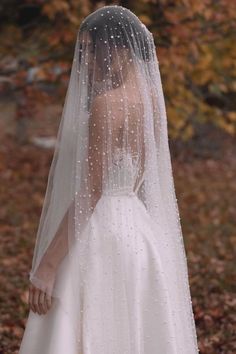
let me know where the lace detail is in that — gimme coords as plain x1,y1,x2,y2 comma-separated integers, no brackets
103,146,140,196
112,146,139,168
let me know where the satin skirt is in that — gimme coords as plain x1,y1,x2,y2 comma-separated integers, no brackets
19,193,177,354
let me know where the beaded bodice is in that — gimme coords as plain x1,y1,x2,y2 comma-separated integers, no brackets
103,147,143,196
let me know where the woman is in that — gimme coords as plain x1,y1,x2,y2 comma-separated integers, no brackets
19,5,199,354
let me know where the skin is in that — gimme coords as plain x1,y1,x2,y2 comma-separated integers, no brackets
28,200,71,315
28,276,54,315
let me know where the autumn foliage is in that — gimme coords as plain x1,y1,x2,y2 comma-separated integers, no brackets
0,0,236,139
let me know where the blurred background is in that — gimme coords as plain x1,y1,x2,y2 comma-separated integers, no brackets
0,1,235,353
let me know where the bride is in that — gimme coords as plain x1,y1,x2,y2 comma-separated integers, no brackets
19,5,199,354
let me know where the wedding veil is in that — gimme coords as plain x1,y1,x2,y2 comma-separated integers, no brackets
29,5,198,353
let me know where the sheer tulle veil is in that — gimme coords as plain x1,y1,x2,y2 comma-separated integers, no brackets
28,5,199,353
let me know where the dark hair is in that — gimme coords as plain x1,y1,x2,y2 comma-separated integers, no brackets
79,5,153,62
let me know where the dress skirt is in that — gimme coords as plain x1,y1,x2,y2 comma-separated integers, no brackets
19,193,177,354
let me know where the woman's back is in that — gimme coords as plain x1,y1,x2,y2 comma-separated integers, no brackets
93,89,145,195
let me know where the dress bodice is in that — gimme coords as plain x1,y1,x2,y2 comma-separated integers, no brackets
103,147,143,196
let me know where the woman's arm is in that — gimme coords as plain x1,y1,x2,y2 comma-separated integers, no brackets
29,95,105,315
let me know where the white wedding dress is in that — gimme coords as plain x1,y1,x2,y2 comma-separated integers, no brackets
19,147,178,354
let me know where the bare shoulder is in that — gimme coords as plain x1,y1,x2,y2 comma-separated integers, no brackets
90,92,123,123
91,90,142,109
90,90,143,129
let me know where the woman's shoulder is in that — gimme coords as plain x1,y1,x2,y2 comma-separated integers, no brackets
96,90,143,109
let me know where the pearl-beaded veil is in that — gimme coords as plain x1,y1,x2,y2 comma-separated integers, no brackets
29,5,199,352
